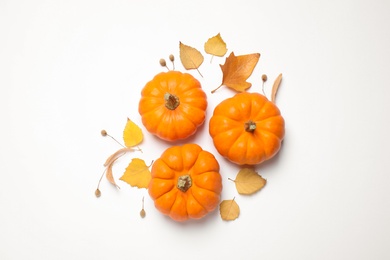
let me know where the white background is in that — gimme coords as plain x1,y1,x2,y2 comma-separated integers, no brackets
1,0,390,259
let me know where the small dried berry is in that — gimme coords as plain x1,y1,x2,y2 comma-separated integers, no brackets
95,188,101,198
140,209,146,218
261,74,268,82
159,59,167,67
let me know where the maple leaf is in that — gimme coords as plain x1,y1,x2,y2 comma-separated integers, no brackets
179,41,204,77
211,52,260,93
204,33,227,58
271,73,283,103
123,118,143,148
229,168,267,195
120,158,152,189
219,198,240,221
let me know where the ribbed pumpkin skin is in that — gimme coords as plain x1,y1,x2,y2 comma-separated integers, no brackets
209,92,285,165
138,71,207,141
148,143,222,222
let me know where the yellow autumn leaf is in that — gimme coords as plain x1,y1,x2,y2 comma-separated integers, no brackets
230,168,267,195
123,118,143,148
219,198,240,221
179,41,204,76
120,158,152,189
204,33,227,57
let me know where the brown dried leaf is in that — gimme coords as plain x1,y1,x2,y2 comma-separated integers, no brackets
219,198,240,221
212,52,260,93
120,158,152,189
204,33,227,57
179,41,204,76
103,147,130,167
231,168,266,195
105,160,120,189
271,73,283,103
103,147,135,188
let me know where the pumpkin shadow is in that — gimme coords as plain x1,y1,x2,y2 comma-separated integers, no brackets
150,119,209,147
159,208,221,227
256,140,286,175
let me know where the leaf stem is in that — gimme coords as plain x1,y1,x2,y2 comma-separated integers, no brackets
196,68,203,78
262,82,266,96
211,84,223,94
136,146,143,153
96,168,106,189
147,160,154,168
101,130,125,148
108,134,125,148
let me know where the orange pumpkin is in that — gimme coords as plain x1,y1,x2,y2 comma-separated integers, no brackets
138,71,207,141
148,143,222,221
209,92,285,165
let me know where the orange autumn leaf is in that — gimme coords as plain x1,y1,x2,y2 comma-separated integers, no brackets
120,158,152,189
219,198,240,221
204,33,227,57
230,168,267,195
179,41,204,77
212,52,260,93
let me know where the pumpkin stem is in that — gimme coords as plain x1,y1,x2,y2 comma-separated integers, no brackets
177,175,192,192
245,120,257,132
164,93,180,110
